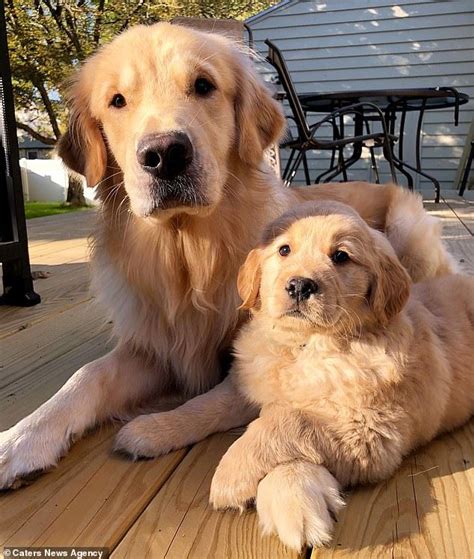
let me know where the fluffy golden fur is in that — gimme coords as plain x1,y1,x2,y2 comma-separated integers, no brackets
210,201,474,549
0,23,456,489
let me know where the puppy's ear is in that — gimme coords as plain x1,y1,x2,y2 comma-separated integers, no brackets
237,248,263,310
234,56,285,167
57,77,107,187
369,236,411,325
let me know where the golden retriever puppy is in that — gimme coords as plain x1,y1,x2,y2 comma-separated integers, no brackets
0,23,455,489
210,201,474,549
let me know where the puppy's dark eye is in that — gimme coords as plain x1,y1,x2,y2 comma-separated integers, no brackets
110,93,127,108
279,244,291,257
194,77,215,96
332,250,350,264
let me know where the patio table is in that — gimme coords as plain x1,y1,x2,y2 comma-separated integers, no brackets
298,88,469,202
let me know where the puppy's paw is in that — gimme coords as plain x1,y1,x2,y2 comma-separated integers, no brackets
210,458,258,511
256,461,344,550
0,426,60,490
210,437,260,511
113,413,187,459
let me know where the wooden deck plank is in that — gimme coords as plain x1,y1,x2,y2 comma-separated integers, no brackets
0,425,187,551
112,432,303,559
0,299,108,386
0,262,92,339
442,239,474,275
403,422,474,559
26,209,96,242
424,199,471,239
442,196,474,236
29,237,91,259
423,200,474,274
27,242,90,266
310,420,474,559
0,329,113,429
1,213,95,339
0,299,112,429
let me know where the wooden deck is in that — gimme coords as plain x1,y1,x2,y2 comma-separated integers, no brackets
0,195,473,559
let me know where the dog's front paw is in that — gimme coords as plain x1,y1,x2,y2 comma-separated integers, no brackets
0,426,60,490
113,413,186,459
210,448,258,511
256,462,344,550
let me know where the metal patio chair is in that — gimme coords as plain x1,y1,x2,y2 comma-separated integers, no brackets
265,39,397,186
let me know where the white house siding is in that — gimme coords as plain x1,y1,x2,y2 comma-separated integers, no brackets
247,0,474,191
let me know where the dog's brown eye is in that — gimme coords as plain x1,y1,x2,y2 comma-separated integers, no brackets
332,250,350,264
279,244,291,257
194,77,215,96
110,94,127,108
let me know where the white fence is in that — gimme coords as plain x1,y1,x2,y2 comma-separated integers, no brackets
20,158,97,204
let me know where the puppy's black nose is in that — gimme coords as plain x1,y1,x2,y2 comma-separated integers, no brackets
137,132,193,180
286,277,318,301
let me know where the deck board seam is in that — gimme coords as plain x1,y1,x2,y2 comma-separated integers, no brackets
0,295,95,341
0,328,110,396
162,440,219,559
442,197,474,236
0,430,116,546
110,447,193,556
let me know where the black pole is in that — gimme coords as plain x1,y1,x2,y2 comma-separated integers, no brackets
0,0,40,306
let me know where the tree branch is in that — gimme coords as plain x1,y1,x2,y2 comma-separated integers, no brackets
40,0,84,59
119,0,145,33
31,78,62,139
15,121,57,145
93,0,105,46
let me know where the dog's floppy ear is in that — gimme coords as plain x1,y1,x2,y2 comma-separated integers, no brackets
237,248,263,310
57,76,107,187
234,56,285,167
369,235,411,325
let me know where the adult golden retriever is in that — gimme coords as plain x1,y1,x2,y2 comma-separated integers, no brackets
210,201,474,549
0,23,454,489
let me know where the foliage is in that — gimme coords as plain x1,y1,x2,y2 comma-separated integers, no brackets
6,0,276,145
24,200,91,219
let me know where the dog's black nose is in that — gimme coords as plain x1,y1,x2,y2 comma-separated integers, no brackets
286,277,318,301
137,132,193,180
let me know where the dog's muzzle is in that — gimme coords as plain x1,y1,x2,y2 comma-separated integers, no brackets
137,131,205,210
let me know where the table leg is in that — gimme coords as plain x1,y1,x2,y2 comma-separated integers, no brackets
283,148,296,183
385,106,413,188
364,118,380,183
396,158,441,202
386,101,440,202
415,100,441,202
286,149,305,186
459,141,474,197
302,152,311,185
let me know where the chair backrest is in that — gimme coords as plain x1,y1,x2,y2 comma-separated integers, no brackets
265,39,310,140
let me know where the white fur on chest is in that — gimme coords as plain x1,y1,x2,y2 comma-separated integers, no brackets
91,250,240,394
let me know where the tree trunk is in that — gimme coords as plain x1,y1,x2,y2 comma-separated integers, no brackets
66,174,87,206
